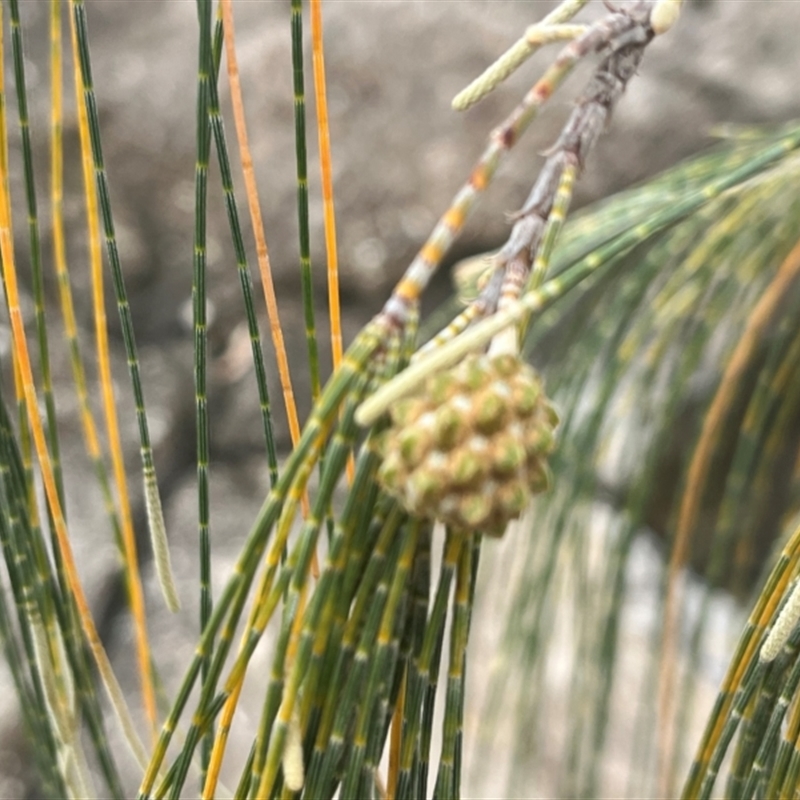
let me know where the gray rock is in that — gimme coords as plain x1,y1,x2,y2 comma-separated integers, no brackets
3,0,800,795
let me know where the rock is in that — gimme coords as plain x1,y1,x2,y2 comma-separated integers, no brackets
3,0,800,794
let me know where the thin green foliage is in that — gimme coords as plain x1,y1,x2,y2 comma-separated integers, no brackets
204,9,280,478
291,0,322,405
8,0,64,507
479,126,800,797
3,1,800,799
191,3,284,772
0,357,124,796
69,0,179,611
193,0,214,777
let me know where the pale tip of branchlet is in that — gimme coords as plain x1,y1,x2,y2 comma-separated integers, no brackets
760,582,800,662
282,708,305,792
650,0,683,36
33,620,77,741
452,85,482,113
145,471,181,612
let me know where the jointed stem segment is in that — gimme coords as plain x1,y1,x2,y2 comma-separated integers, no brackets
143,2,689,797
452,0,593,111
361,1,666,427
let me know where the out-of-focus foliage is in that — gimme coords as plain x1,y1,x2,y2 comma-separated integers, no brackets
3,0,800,798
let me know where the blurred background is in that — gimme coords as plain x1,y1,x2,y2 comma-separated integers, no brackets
3,0,800,796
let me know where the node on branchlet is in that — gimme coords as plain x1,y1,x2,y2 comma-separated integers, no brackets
377,352,559,537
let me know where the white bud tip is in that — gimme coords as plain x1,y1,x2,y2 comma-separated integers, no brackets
651,0,682,36
282,710,305,792
760,583,800,662
145,473,181,612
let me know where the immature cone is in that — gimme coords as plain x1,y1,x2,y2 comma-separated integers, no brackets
378,352,558,537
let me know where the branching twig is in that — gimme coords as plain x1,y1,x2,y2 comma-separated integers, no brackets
361,0,679,426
